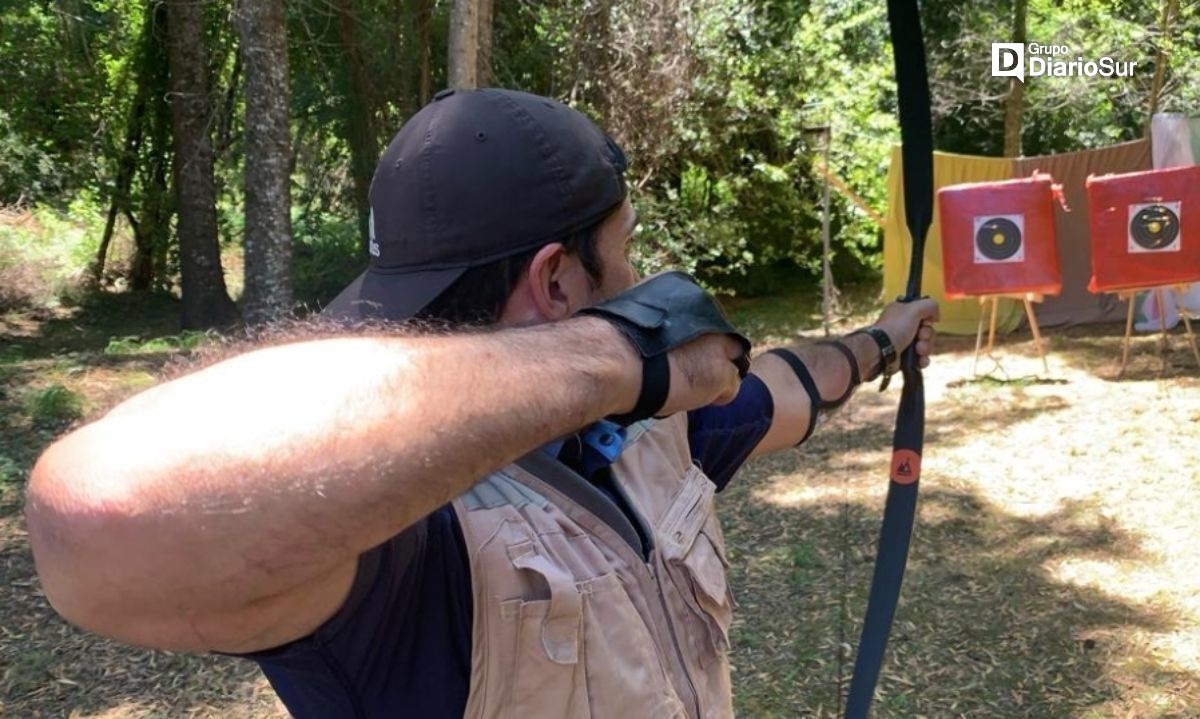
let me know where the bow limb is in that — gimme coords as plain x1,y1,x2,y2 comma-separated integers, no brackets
842,0,933,717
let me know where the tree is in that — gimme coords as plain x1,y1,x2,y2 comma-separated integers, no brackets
1003,0,1028,157
477,0,493,86
448,0,478,89
236,0,294,324
165,0,238,329
412,0,434,103
333,0,381,247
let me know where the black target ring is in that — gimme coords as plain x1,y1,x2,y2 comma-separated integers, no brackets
1130,204,1179,250
975,217,1023,261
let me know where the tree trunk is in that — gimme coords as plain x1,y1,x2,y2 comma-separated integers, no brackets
334,0,380,248
448,0,479,90
1145,0,1179,135
477,0,493,86
93,1,158,289
1002,0,1028,158
135,3,174,293
235,0,294,325
165,0,239,329
414,0,433,104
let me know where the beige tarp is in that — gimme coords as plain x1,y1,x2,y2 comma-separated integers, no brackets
1013,139,1151,327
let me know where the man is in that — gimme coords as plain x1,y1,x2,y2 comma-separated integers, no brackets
26,89,936,717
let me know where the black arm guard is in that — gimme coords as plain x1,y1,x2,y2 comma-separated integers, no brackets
579,271,752,424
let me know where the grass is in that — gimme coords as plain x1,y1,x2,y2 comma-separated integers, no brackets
103,330,214,356
2,285,1200,716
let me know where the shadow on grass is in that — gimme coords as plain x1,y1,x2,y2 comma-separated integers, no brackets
2,291,183,362
720,434,1195,718
0,526,283,717
1041,322,1200,383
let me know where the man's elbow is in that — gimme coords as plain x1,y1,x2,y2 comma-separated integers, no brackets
24,433,147,641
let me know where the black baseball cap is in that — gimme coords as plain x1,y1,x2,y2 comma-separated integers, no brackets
324,88,629,321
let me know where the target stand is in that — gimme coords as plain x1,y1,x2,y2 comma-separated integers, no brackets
1113,284,1200,376
1085,166,1200,376
972,292,1051,377
938,173,1065,378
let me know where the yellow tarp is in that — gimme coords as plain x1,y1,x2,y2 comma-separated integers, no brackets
883,147,1023,335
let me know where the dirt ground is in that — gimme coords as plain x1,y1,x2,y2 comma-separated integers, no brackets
2,290,1198,717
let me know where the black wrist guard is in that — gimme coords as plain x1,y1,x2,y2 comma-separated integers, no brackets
579,271,752,424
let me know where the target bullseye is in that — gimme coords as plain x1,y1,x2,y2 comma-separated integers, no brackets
1128,202,1181,253
974,216,1023,262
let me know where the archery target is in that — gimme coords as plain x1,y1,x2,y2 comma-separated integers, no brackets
1086,165,1200,293
938,174,1062,298
973,215,1025,263
1128,202,1181,253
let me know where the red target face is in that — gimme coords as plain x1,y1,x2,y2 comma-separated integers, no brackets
1087,166,1200,293
939,175,1062,298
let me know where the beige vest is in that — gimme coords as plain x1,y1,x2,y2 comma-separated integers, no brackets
451,413,735,719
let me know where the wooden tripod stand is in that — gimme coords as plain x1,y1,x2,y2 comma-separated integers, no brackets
973,292,1050,376
1115,284,1200,376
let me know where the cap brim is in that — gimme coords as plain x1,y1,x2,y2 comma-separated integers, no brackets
322,266,468,321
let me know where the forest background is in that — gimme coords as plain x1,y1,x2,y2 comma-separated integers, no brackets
2,0,1197,329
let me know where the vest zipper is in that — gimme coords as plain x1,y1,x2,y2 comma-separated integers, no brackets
609,474,704,719
646,553,702,718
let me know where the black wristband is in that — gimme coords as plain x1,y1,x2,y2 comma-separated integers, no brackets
849,327,896,385
609,352,671,425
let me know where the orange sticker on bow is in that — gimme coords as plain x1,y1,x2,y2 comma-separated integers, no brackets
890,450,921,485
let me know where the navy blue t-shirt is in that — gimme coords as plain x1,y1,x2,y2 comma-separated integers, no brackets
247,374,775,718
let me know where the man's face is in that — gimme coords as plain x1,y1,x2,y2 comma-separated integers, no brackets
586,197,640,304
496,197,641,326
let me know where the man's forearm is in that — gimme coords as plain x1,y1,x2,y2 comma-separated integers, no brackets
749,332,883,456
27,317,639,633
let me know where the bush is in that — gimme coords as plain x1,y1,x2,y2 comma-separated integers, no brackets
26,384,84,427
0,199,105,311
292,211,365,312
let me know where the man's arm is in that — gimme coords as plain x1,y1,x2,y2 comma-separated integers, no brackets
750,299,939,456
25,317,742,654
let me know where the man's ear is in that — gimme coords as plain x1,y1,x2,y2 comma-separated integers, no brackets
523,242,592,321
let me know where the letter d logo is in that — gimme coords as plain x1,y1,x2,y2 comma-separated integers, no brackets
992,43,1025,82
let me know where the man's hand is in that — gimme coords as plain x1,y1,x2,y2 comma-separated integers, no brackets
873,297,940,369
661,333,745,415
748,297,941,457
580,271,750,420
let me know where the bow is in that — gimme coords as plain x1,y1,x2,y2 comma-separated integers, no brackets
842,0,933,717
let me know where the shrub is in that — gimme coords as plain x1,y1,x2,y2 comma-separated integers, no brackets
26,384,84,427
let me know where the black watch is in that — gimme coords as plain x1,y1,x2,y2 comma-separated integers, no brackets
850,327,898,390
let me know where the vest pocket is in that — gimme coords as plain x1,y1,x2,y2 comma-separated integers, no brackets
502,544,685,719
503,542,590,719
659,466,735,663
579,573,690,719
678,522,733,658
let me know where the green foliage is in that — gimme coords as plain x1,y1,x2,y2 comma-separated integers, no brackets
25,384,84,427
0,198,105,310
103,330,213,356
1,0,1198,308
292,211,365,309
0,454,21,485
